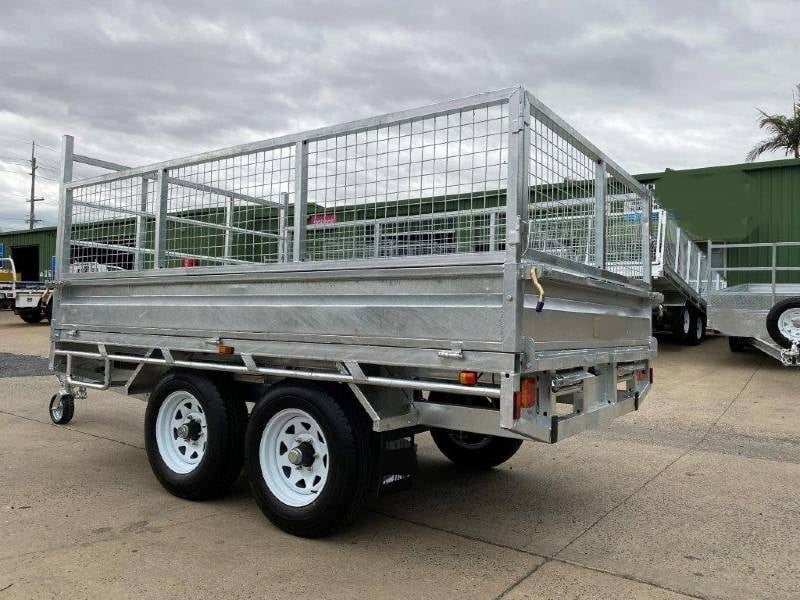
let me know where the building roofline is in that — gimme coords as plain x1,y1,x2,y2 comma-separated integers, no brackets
636,157,800,182
0,226,57,236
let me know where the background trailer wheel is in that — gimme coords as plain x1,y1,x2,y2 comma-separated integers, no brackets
766,298,800,349
49,393,74,425
245,382,375,538
144,371,247,501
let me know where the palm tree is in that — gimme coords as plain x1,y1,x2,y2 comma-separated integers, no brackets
747,84,800,161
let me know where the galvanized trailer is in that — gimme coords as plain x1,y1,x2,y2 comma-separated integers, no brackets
647,204,726,345
48,87,657,536
708,241,800,366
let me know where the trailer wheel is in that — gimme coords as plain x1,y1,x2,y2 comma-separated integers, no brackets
19,310,43,324
49,393,74,425
430,429,522,469
729,337,750,353
685,309,705,346
671,306,697,345
144,372,247,501
245,382,374,537
766,298,800,349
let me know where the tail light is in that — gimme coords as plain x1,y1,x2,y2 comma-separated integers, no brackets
459,371,478,385
513,377,537,419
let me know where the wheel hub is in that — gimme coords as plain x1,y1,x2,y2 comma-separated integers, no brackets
287,441,316,467
177,418,202,442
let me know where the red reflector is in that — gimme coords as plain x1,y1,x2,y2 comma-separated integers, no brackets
513,377,537,419
218,345,235,355
459,371,478,386
181,258,199,267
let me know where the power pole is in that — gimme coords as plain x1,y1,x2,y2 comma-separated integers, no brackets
28,141,43,229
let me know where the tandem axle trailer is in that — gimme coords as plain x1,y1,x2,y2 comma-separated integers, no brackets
48,87,657,536
648,204,725,345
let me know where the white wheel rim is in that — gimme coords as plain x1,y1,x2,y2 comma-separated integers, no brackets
683,310,690,334
51,398,63,421
778,308,800,342
696,316,703,340
155,390,208,474
259,408,329,508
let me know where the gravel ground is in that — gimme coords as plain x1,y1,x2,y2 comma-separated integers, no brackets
0,353,49,378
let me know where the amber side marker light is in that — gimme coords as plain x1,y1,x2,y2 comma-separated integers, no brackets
513,377,537,419
218,345,235,355
459,371,478,385
635,368,653,384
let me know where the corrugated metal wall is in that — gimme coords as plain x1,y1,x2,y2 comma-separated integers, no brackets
637,159,800,284
0,227,57,280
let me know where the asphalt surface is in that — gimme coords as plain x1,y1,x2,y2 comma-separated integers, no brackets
0,310,798,599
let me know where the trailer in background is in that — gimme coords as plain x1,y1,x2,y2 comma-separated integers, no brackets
648,204,726,345
708,241,800,366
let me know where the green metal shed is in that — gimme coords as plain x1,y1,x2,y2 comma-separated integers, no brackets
0,227,58,282
636,158,800,284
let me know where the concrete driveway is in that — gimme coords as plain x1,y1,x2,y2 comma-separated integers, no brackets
1,311,798,599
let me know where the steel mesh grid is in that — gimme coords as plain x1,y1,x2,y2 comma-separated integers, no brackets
527,109,597,265
70,174,157,271
605,176,646,279
165,146,294,267
303,102,508,261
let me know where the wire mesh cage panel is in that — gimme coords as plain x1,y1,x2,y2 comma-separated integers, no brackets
605,177,646,278
527,108,596,265
62,88,649,281
163,147,294,267
70,173,157,270
302,102,509,262
527,99,648,279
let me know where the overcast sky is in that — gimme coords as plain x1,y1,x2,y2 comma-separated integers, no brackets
0,0,798,230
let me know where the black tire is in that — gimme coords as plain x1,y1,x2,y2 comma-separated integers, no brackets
427,392,522,468
19,310,43,324
766,297,800,349
685,309,705,346
144,371,247,501
729,337,750,353
430,429,522,468
49,394,74,425
245,382,375,538
671,306,697,345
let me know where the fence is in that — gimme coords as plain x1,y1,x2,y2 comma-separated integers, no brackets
58,88,651,282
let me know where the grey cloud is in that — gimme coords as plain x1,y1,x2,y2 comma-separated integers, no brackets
0,0,798,229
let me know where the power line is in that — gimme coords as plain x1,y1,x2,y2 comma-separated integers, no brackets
0,135,58,153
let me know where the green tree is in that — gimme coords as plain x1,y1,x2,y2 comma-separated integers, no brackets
747,84,800,161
